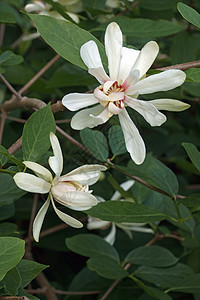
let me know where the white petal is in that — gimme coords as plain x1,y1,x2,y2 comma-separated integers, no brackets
71,105,108,130
132,70,186,95
149,99,191,112
118,109,146,165
62,93,98,111
91,106,111,122
52,187,98,209
80,41,108,83
50,194,83,228
25,2,45,13
33,196,50,242
49,132,63,178
118,47,140,83
103,81,116,93
125,96,167,127
87,217,110,230
105,22,123,80
13,173,51,194
23,161,52,182
60,165,107,186
111,180,134,201
131,41,159,78
94,88,110,103
123,69,140,92
104,224,116,245
108,102,123,115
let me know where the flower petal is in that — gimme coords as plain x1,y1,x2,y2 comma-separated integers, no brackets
62,93,98,111
123,69,140,92
13,173,51,194
105,22,122,80
49,132,63,178
33,196,50,242
71,105,109,130
23,161,52,182
50,194,83,228
89,67,110,84
118,108,146,165
131,41,159,78
125,96,167,126
104,224,116,245
111,180,134,200
80,41,109,83
149,99,190,111
25,1,46,13
132,70,186,95
51,187,98,209
118,47,140,83
60,165,107,186
87,216,110,230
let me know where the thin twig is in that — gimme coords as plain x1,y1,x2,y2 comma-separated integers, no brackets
8,136,22,154
0,24,5,47
0,111,6,144
3,115,27,123
26,287,101,296
0,74,22,100
157,60,200,71
10,34,25,49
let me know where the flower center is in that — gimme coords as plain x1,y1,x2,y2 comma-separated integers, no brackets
94,81,125,115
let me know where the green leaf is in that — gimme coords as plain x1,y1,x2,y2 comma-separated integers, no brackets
167,273,200,293
28,14,107,70
92,16,182,38
0,222,17,236
0,203,15,221
135,263,194,288
177,2,200,29
0,9,15,24
0,267,21,296
83,0,106,11
182,142,200,172
125,245,178,267
186,68,200,82
0,51,23,72
140,0,177,11
0,145,24,170
16,259,48,288
179,194,200,210
115,154,179,197
0,174,25,207
0,237,25,281
80,128,109,162
87,256,128,280
85,201,166,223
66,234,119,260
22,104,56,162
108,125,127,156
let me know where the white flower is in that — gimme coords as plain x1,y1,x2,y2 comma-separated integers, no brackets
87,180,154,245
62,22,189,165
13,132,106,242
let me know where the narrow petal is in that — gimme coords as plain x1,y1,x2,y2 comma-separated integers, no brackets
111,180,135,201
125,96,167,127
108,102,123,115
105,22,123,80
23,161,52,182
123,69,140,92
87,217,110,230
131,41,159,78
51,186,98,209
71,105,109,130
60,165,107,186
118,47,140,83
25,2,46,13
118,109,146,165
49,132,63,178
94,88,110,102
13,173,51,194
50,194,83,228
132,70,186,95
149,99,191,111
104,224,116,245
62,93,98,111
80,41,109,83
33,196,50,242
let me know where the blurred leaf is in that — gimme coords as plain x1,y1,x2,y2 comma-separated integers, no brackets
80,128,109,161
177,2,200,29
108,125,126,156
166,273,200,293
92,16,182,38
125,245,178,267
182,142,200,172
45,0,75,22
0,222,17,236
86,201,166,223
66,234,119,260
0,203,15,221
87,255,128,279
29,14,107,70
140,0,177,11
115,154,179,197
0,267,21,296
0,145,24,170
0,9,15,24
135,263,194,288
186,68,200,82
16,259,48,288
83,0,106,11
0,174,25,207
179,194,200,209
0,51,23,74
0,237,25,281
22,104,56,162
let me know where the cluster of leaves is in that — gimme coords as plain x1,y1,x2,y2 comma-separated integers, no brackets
1,0,200,299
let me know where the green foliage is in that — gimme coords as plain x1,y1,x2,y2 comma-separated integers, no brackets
0,51,23,73
182,142,200,172
22,104,56,162
108,125,127,156
177,2,200,29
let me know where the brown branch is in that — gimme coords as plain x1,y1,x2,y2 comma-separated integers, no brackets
157,60,200,71
0,297,30,300
0,24,5,47
0,74,22,100
8,136,22,155
51,100,66,113
0,111,6,144
26,287,101,296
